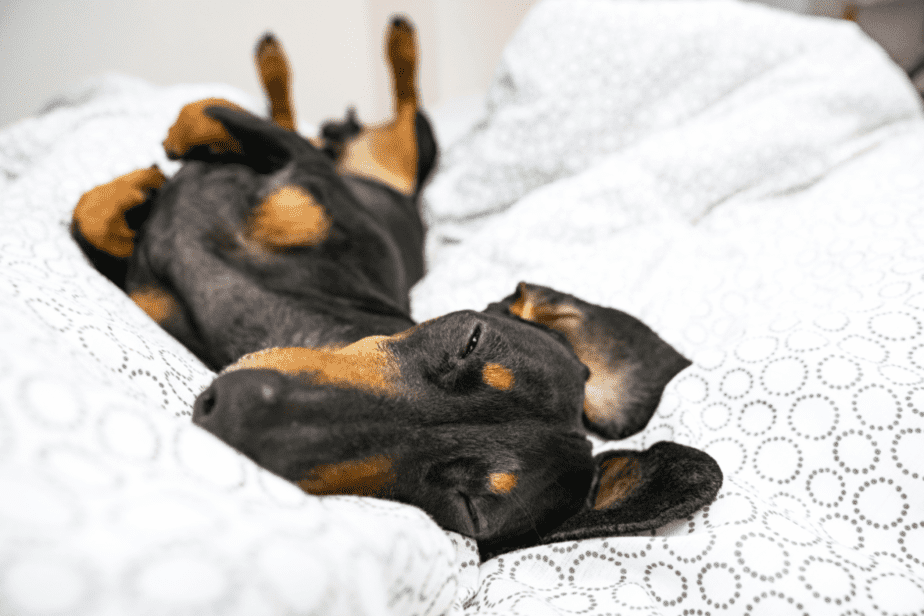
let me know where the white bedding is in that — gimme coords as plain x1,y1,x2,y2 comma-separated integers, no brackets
2,0,924,614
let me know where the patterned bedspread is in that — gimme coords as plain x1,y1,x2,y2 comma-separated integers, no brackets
1,0,922,614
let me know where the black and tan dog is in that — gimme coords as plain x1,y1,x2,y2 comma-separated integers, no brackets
71,18,721,559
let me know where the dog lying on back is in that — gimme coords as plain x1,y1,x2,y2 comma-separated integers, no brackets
71,18,721,559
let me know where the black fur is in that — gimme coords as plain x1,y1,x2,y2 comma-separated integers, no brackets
73,103,721,560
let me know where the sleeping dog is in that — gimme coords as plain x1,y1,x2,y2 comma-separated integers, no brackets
71,17,722,559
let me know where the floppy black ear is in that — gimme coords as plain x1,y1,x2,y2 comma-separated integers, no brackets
196,105,303,172
478,442,723,560
542,441,722,545
485,282,691,439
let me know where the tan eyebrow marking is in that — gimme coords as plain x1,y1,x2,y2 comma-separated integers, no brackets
224,336,400,396
248,185,332,249
488,472,518,494
482,363,515,390
298,455,394,496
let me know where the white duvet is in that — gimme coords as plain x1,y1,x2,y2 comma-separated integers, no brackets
1,0,923,614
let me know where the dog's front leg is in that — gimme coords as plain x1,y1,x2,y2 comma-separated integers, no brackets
72,165,166,259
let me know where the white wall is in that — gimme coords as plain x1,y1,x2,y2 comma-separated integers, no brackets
0,0,538,130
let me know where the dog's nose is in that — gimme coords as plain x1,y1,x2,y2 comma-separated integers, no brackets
192,369,283,431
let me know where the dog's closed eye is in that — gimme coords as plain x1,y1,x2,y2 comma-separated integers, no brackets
461,323,481,358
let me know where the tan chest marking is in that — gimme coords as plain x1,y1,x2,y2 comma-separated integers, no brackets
488,472,518,494
162,98,246,159
482,363,515,390
248,185,332,250
129,285,179,325
298,455,394,496
224,336,401,397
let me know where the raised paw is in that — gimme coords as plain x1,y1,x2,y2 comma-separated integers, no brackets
162,98,246,160
74,166,166,258
387,16,417,104
256,33,296,131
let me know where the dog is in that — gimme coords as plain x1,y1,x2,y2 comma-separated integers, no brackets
71,17,722,559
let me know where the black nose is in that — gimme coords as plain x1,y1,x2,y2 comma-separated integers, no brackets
193,383,218,419
192,369,284,431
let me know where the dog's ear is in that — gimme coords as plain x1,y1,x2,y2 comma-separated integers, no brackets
478,441,723,560
485,282,690,439
194,105,299,172
543,441,722,544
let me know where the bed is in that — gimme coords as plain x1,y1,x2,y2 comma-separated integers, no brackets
1,0,923,614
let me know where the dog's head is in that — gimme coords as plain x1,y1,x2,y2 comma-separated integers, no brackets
193,282,722,558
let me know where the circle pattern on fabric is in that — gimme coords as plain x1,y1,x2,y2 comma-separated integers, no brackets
735,533,790,581
839,335,888,364
865,574,924,616
868,311,920,340
852,385,900,430
787,395,838,440
834,430,879,475
720,368,752,399
798,556,855,605
761,357,808,395
753,438,803,484
738,400,777,436
805,469,846,508
696,562,741,609
816,355,862,389
853,478,909,529
893,429,923,479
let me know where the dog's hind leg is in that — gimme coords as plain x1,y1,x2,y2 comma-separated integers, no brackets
336,17,421,196
256,33,297,131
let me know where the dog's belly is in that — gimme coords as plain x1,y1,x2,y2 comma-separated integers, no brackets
341,175,425,290
126,161,419,369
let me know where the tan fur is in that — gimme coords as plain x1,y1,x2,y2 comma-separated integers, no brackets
248,185,332,249
73,166,166,258
488,472,518,494
336,20,419,195
298,455,394,496
162,98,246,159
256,36,296,131
223,335,402,397
129,285,179,325
482,363,515,391
593,457,640,510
